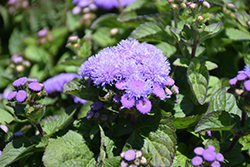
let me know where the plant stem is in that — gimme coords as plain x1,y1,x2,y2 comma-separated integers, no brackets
225,132,242,152
117,0,124,13
191,30,198,58
35,123,45,137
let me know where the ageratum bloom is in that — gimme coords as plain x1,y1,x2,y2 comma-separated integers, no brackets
79,39,176,114
43,73,87,104
73,0,136,10
124,149,136,161
229,65,250,91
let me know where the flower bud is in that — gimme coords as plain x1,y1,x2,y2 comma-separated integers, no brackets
110,28,119,35
22,1,29,8
247,20,250,27
16,65,24,72
181,3,187,8
197,15,204,21
203,1,210,8
226,3,236,9
171,3,178,9
83,7,91,13
89,3,97,11
72,6,81,15
189,3,197,9
68,35,79,42
168,0,174,3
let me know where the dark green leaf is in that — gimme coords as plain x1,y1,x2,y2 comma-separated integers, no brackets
172,115,203,129
195,111,234,132
187,62,209,105
42,130,96,167
224,151,245,166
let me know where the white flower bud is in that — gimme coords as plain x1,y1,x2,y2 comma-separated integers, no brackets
203,1,210,8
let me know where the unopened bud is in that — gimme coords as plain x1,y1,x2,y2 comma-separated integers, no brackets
231,13,236,18
37,29,48,37
40,38,46,44
247,20,250,27
168,0,174,3
225,9,231,15
203,1,210,8
83,7,91,13
16,65,24,72
110,28,119,35
197,15,204,21
22,1,29,8
134,159,140,166
140,156,147,164
89,3,97,11
189,3,197,9
23,60,30,67
235,89,244,95
171,3,178,9
47,34,54,41
227,3,236,9
73,43,79,48
72,6,81,15
68,35,79,42
181,3,187,8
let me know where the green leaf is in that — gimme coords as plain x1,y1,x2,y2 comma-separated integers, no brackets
226,28,250,41
155,42,176,58
66,11,82,32
0,108,14,124
128,114,176,167
171,115,203,129
207,86,242,117
239,134,250,151
8,28,25,55
0,5,9,28
42,130,96,167
40,105,77,136
205,61,218,70
244,49,250,66
63,78,102,102
103,157,121,167
91,14,124,29
59,57,84,66
236,12,250,28
0,137,35,167
92,27,116,47
195,111,234,132
24,45,50,62
187,62,209,105
199,22,223,42
224,151,245,166
129,22,169,42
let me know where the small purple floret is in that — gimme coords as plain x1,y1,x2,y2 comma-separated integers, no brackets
72,96,88,104
86,110,94,119
172,85,179,94
13,77,28,88
207,145,216,151
121,94,135,109
28,82,43,92
202,148,216,162
153,84,166,100
37,29,48,37
124,150,136,161
113,94,121,103
244,80,250,91
191,156,203,166
13,131,24,136
27,78,38,82
194,147,204,155
166,77,175,86
236,73,247,81
135,97,152,114
16,90,27,102
229,78,237,85
91,101,103,110
211,160,221,167
216,153,224,162
7,91,17,101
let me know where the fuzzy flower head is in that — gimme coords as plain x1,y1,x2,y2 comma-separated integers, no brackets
202,148,216,162
79,39,175,114
13,77,28,88
191,156,203,166
124,149,136,161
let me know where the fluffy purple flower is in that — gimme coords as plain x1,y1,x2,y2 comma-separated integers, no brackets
191,156,203,166
202,148,216,162
72,6,82,15
43,73,79,94
194,147,204,155
229,78,237,85
7,91,17,101
27,78,38,82
166,77,175,86
243,65,250,77
124,150,136,161
121,94,135,109
91,101,103,110
120,161,128,167
211,160,221,167
153,84,167,100
236,73,247,81
207,145,216,151
28,82,43,92
16,90,27,102
172,85,179,94
216,153,224,162
124,78,151,98
0,150,2,156
244,80,250,91
135,97,152,114
11,54,23,63
13,77,28,88
86,110,94,119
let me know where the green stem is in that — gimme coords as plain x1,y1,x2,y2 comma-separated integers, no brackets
117,0,124,13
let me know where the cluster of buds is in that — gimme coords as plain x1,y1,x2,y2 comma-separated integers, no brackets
120,149,148,167
224,2,237,18
67,35,80,49
37,29,54,44
9,54,30,73
229,65,250,104
86,101,109,122
7,0,29,14
72,0,97,15
191,145,224,166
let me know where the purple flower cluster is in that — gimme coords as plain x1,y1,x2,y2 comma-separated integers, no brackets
43,73,87,104
7,77,43,103
79,39,178,114
120,149,147,166
229,65,250,91
72,0,136,12
191,145,224,167
86,101,109,121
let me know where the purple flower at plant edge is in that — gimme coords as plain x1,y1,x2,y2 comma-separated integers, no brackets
191,156,203,166
11,54,23,63
13,131,24,136
128,164,137,167
113,94,122,103
27,78,38,83
91,101,103,110
94,0,136,10
202,148,216,162
229,78,237,85
7,91,17,101
13,77,28,88
236,73,247,81
16,90,27,103
243,65,250,78
72,6,82,15
244,80,250,91
28,82,43,92
207,145,216,152
216,153,224,162
121,94,135,109
153,84,166,100
166,77,175,86
211,160,221,167
135,97,152,114
86,110,94,119
172,85,179,94
37,29,48,37
71,96,88,104
43,73,79,94
165,87,173,96
194,147,204,155
207,130,216,137
124,149,136,161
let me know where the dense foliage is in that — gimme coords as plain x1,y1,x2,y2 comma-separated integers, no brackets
0,0,250,166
